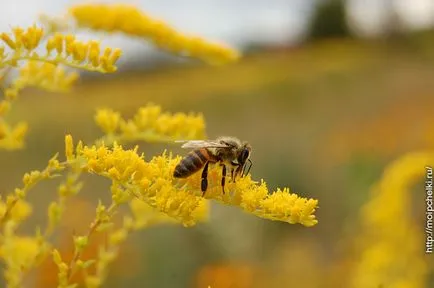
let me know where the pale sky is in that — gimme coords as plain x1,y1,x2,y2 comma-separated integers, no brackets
0,0,433,63
347,0,434,35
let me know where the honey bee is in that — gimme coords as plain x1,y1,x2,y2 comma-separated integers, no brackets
173,136,252,196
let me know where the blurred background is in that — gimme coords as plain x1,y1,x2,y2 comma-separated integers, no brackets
1,0,434,287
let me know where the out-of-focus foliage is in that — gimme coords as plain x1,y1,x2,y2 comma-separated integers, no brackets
307,0,351,41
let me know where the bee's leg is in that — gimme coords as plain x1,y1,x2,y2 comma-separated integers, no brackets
230,161,238,183
243,159,253,177
220,164,227,194
234,165,242,179
201,161,209,196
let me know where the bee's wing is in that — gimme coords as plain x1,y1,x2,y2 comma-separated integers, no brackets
175,140,230,149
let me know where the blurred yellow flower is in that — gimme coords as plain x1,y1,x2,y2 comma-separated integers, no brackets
351,152,432,288
95,104,206,145
5,61,78,97
0,235,40,287
0,121,28,150
69,4,240,65
0,199,32,223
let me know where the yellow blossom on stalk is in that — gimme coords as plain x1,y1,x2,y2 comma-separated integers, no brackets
350,152,433,288
69,4,240,65
0,233,40,287
0,25,121,72
0,121,28,150
0,199,32,224
0,25,122,150
84,216,133,287
44,33,122,73
0,25,43,52
65,135,318,227
95,104,206,145
82,198,208,287
0,153,64,225
0,218,50,288
5,61,78,97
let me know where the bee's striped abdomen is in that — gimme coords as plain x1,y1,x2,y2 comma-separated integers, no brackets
174,149,209,178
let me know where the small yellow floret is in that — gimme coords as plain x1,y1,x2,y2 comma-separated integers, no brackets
94,109,121,134
0,32,16,49
65,134,74,160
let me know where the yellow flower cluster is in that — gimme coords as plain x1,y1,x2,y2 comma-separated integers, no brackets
95,104,206,145
0,153,64,226
69,4,240,65
45,33,122,73
66,135,318,227
0,25,122,150
5,61,79,99
52,191,197,287
0,26,43,53
81,205,180,288
0,121,27,150
0,154,63,287
1,232,41,288
0,25,121,73
174,157,318,227
350,152,432,288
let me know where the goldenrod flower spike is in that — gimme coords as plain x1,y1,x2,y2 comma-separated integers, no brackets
44,33,122,73
69,4,240,65
351,152,433,288
172,157,319,227
65,135,318,227
0,25,121,73
95,104,206,145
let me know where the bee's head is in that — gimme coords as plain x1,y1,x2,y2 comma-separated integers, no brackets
238,142,252,166
236,142,252,177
